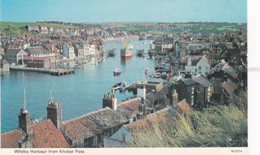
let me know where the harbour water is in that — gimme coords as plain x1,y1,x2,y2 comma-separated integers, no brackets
1,40,155,133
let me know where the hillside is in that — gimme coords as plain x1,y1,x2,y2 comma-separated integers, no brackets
127,91,247,147
0,21,72,36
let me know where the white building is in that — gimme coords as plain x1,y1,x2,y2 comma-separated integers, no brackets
180,55,210,77
63,46,75,59
83,44,96,57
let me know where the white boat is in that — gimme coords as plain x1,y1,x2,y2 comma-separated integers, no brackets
121,42,133,59
113,68,121,76
112,82,123,90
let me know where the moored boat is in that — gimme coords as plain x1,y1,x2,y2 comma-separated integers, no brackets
113,68,121,76
112,82,123,90
107,49,116,57
136,49,144,57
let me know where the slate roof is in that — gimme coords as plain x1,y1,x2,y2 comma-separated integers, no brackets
222,63,238,79
180,56,201,66
5,49,23,55
31,119,70,148
192,75,213,87
190,56,203,66
61,107,128,142
103,137,125,148
180,78,197,86
25,46,53,55
1,129,25,148
186,44,204,51
146,83,171,104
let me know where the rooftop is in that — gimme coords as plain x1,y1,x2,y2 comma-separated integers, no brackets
192,75,213,87
180,78,197,86
1,129,25,148
222,79,238,96
31,119,70,148
125,100,193,133
222,63,238,79
61,107,128,141
5,49,24,55
1,119,70,148
25,46,53,55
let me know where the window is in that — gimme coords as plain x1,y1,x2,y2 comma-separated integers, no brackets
191,95,194,106
199,66,201,70
191,87,194,95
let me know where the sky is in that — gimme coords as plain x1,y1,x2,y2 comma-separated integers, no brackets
0,0,247,23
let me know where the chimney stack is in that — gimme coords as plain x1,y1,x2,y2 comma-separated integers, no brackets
18,109,31,134
137,98,147,120
172,89,178,106
102,92,117,110
47,101,62,129
185,72,192,78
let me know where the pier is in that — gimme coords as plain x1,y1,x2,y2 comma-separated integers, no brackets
9,66,75,76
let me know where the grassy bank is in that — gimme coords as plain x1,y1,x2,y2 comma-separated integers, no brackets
0,21,72,36
127,91,247,147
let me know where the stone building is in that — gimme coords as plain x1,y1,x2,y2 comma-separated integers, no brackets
4,49,27,65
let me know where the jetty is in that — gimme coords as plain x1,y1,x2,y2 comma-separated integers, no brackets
10,66,75,76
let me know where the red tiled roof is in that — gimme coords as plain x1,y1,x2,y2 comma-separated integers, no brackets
125,106,176,133
175,100,194,115
31,119,70,148
118,98,142,112
117,98,145,119
1,129,26,148
125,100,193,132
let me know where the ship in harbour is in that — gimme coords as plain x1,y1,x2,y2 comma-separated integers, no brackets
120,42,133,59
